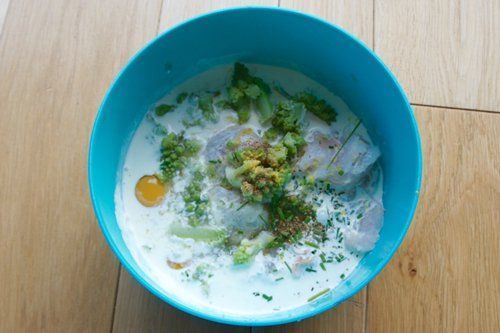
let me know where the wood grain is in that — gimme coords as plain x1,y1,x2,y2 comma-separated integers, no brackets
158,0,277,32
375,0,500,112
0,0,9,37
280,0,373,47
366,106,500,332
254,289,366,333
0,0,162,332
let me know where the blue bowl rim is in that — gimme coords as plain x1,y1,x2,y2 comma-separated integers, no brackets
88,5,422,327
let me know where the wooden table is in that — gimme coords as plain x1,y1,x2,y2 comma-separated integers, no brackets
1,1,498,332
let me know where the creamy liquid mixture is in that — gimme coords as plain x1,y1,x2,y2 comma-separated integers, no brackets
115,64,383,316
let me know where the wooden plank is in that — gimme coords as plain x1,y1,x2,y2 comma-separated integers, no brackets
366,106,500,332
375,1,500,112
159,0,278,32
113,270,250,333
0,0,162,332
280,0,373,47
0,0,10,37
254,289,366,333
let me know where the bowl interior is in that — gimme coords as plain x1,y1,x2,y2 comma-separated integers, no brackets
89,7,421,326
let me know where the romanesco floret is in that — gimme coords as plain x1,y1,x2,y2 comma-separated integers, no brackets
293,92,337,124
225,140,292,203
233,231,275,265
158,132,201,183
266,144,288,168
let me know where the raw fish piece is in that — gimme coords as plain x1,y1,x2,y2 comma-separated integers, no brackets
209,187,267,242
344,199,384,252
204,126,261,161
204,126,262,178
297,130,380,188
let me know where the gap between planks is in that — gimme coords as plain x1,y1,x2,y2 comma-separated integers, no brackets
411,103,500,115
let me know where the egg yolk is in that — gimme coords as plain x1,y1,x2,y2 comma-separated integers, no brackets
135,175,166,207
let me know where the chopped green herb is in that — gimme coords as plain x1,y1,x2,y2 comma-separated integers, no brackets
335,254,346,263
307,288,330,302
284,261,292,273
319,262,326,271
275,277,284,282
340,273,346,279
236,201,249,211
262,294,273,302
304,241,319,249
305,267,317,273
328,119,362,166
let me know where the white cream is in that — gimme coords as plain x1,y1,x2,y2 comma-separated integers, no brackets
115,64,382,317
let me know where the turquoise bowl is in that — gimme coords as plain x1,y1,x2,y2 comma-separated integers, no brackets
89,6,422,326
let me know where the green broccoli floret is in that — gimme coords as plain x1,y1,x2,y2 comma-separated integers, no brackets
233,231,275,265
293,92,337,124
264,127,279,141
155,104,175,116
282,132,306,158
157,132,201,183
198,92,218,122
227,63,273,124
271,101,306,134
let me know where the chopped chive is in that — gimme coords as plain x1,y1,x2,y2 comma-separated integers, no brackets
305,267,317,273
319,253,326,263
253,292,260,296
236,201,249,211
328,119,362,166
307,288,331,302
275,277,284,282
335,254,346,263
304,241,319,249
284,261,292,273
340,273,346,279
320,262,326,271
258,214,267,224
262,294,273,302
